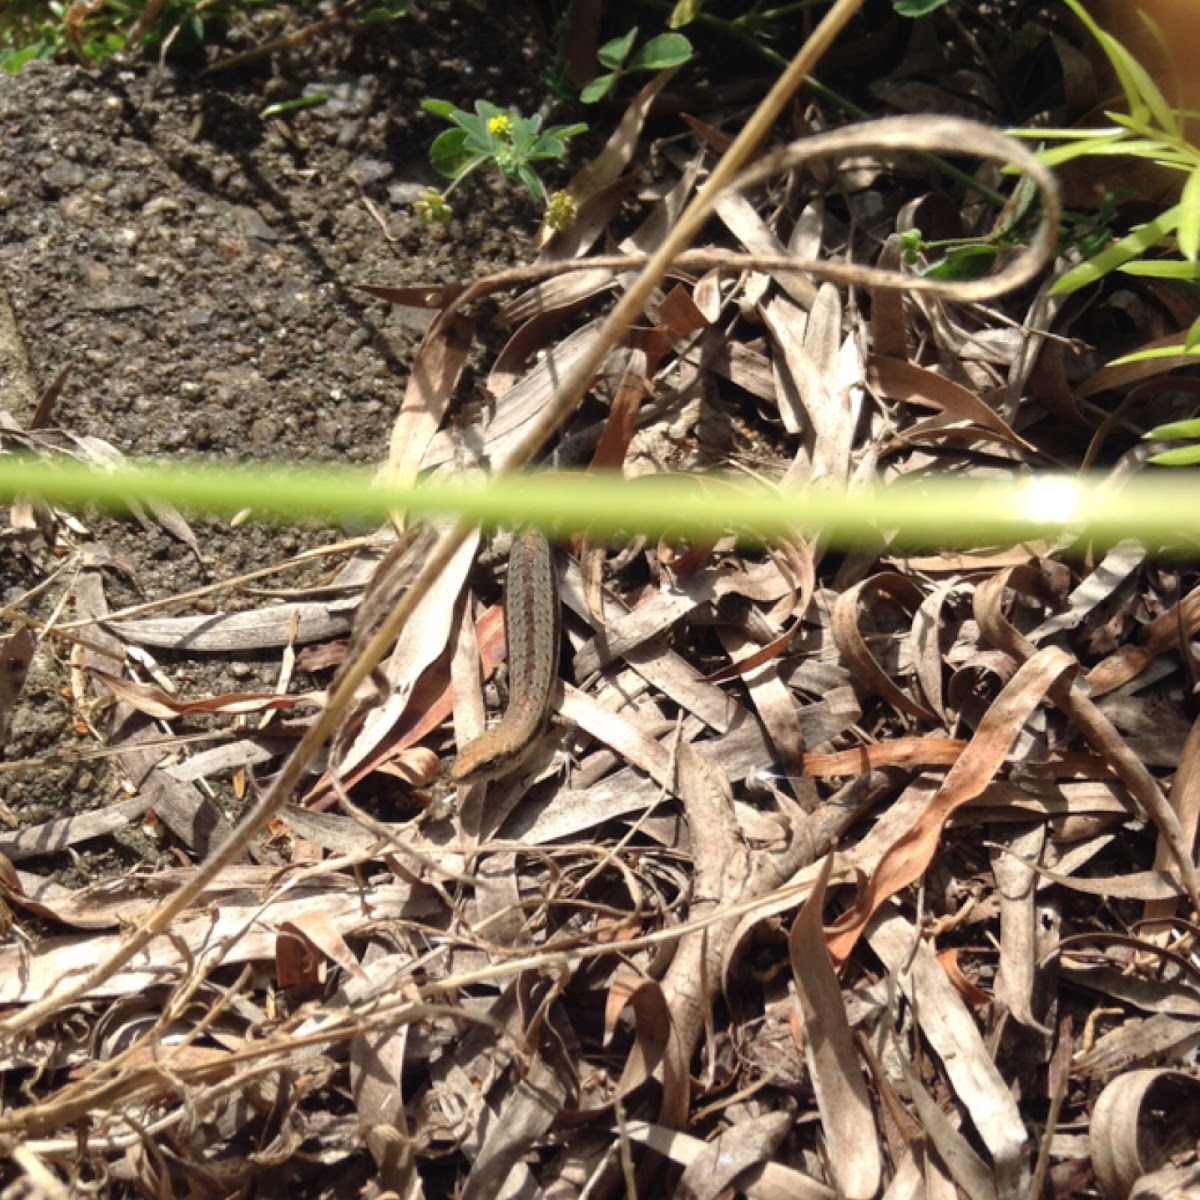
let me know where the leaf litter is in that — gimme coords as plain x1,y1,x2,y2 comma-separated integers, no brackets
2,6,1200,1199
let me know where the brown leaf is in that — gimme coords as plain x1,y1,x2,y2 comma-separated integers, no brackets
1090,1070,1200,1200
496,266,617,329
275,924,322,988
889,1043,1001,1200
867,354,1037,454
1143,706,1200,930
618,1119,835,1200
0,877,420,1002
868,236,909,359
384,310,475,486
828,646,1073,963
937,947,991,1008
655,283,710,336
112,598,358,651
460,1048,568,1200
91,669,320,721
675,1112,794,1200
605,974,689,1129
490,308,576,395
868,910,1027,1195
563,68,678,207
356,282,467,309
991,823,1050,1033
789,850,881,1199
589,331,670,469
831,573,938,723
1076,330,1198,398
678,112,734,154
0,796,150,866
802,737,967,776
279,910,365,983
1085,582,1200,697
975,568,1200,912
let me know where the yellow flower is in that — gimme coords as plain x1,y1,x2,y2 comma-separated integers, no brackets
487,113,513,139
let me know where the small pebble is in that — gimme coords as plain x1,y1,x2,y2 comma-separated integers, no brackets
42,160,86,191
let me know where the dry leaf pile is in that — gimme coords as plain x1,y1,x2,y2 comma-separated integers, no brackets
2,8,1200,1200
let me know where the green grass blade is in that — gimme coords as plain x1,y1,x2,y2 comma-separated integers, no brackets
1182,166,1200,261
1032,135,1131,169
1105,343,1200,366
1148,445,1200,467
0,459,1199,549
1060,0,1174,133
1007,127,1128,140
1051,205,1182,296
1100,32,1179,137
1119,259,1200,279
1146,417,1200,441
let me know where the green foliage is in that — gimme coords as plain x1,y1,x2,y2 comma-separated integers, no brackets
1144,409,1200,466
666,0,702,26
1134,322,1200,467
1009,0,1200,331
359,0,411,24
919,242,1000,282
259,92,329,119
413,188,453,226
1,37,60,74
896,171,1040,282
419,98,586,219
664,0,955,39
0,0,310,72
581,27,692,104
662,0,787,66
891,0,953,16
1,0,96,71
543,188,578,231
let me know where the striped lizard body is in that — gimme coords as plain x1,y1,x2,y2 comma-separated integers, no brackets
451,528,560,784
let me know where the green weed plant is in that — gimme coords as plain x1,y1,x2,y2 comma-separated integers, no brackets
417,99,586,227
1010,2,1200,312
580,27,692,104
1007,0,1200,462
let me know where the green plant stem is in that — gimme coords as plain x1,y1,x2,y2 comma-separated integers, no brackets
1,459,1197,547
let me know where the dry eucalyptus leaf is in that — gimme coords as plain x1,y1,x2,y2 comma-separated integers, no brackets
1090,1070,1200,1200
788,851,880,1199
